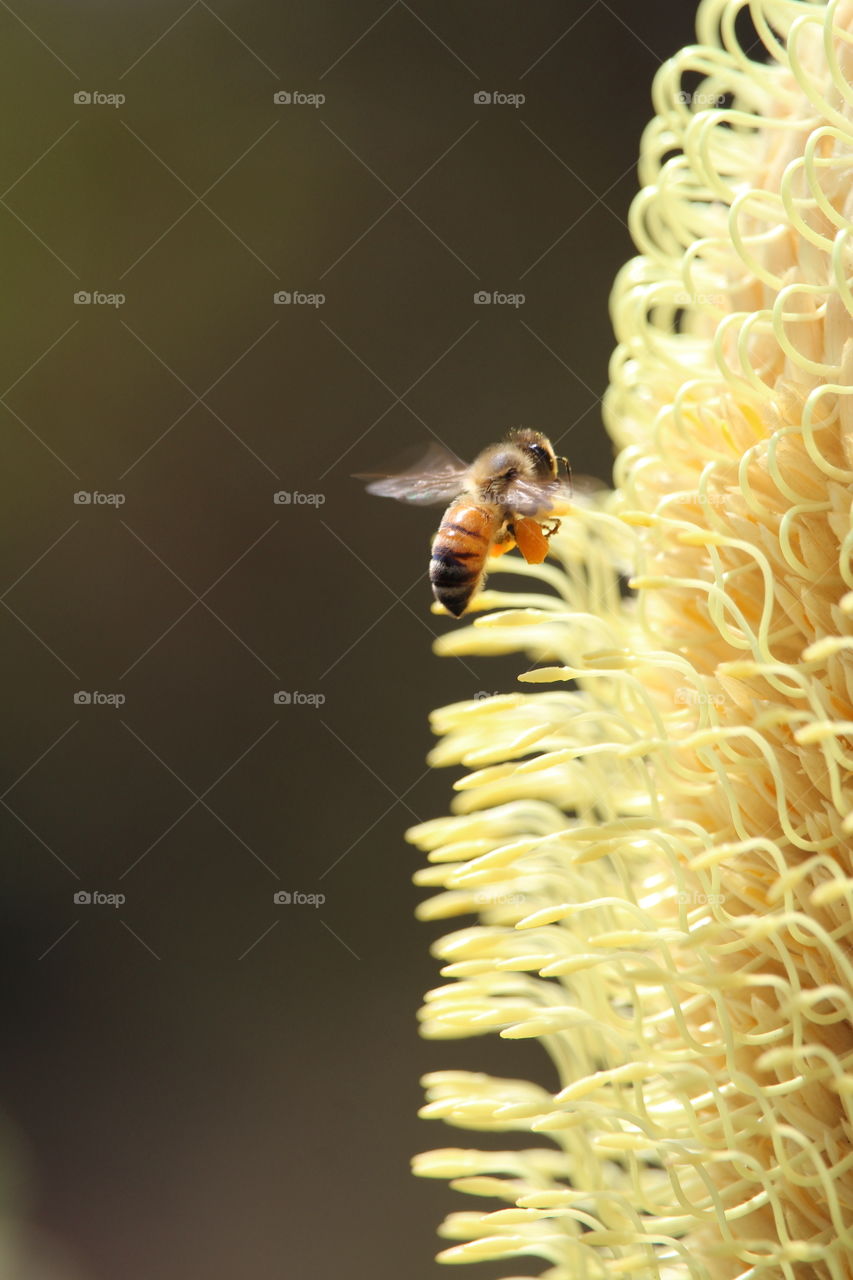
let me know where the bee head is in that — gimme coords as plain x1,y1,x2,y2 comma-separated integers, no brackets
507,428,558,480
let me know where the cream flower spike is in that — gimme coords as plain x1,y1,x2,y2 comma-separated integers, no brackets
407,2,853,1276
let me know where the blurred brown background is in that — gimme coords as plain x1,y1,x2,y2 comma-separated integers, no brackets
0,3,697,1276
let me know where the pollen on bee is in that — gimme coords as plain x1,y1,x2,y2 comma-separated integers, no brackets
513,519,550,564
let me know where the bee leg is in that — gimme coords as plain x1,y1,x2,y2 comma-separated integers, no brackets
541,518,561,539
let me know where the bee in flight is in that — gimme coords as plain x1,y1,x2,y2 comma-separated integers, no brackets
360,429,571,617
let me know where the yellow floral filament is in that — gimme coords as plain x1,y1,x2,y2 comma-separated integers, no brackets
409,2,853,1276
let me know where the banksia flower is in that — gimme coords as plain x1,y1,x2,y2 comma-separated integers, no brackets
409,2,853,1275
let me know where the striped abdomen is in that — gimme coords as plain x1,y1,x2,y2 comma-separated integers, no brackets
430,501,502,617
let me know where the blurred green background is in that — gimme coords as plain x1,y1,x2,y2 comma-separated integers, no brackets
0,2,697,1276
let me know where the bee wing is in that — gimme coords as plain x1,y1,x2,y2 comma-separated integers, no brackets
504,476,570,516
506,475,604,516
356,441,469,506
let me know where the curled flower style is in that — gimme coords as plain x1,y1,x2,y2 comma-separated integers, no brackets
409,2,853,1276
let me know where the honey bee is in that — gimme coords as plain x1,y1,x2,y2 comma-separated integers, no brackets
360,429,570,617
